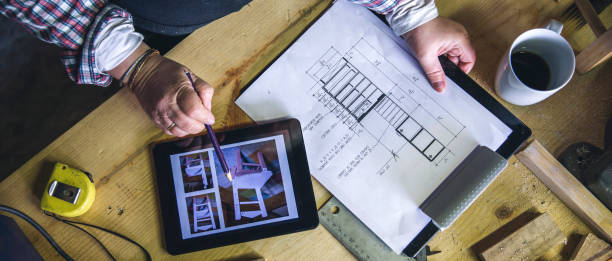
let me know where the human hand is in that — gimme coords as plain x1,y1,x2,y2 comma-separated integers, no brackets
402,17,476,93
128,54,215,137
105,43,214,137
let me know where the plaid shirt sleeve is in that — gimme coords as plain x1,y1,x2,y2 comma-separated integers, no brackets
0,1,131,86
346,0,401,14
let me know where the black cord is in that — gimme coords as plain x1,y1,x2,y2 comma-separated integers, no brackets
0,205,74,261
46,213,116,261
45,212,152,261
0,205,151,261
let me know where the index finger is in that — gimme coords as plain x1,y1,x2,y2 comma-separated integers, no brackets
194,78,214,111
448,40,476,74
177,86,215,125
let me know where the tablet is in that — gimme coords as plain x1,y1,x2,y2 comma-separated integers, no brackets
151,119,318,255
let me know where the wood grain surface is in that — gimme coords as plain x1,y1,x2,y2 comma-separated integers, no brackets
571,233,612,261
576,29,612,73
576,0,607,37
517,140,612,242
1,0,612,260
479,213,565,261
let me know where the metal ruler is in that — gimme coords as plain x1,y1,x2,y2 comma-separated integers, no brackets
318,197,427,261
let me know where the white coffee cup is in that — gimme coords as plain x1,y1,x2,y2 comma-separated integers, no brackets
494,20,575,106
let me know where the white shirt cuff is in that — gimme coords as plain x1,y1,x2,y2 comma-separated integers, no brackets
385,0,439,36
94,17,144,73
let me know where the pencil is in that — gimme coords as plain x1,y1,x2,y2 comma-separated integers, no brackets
185,71,232,182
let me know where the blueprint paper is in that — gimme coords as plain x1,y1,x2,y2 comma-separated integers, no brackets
235,1,512,253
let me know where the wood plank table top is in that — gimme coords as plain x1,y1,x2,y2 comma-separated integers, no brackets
1,0,611,260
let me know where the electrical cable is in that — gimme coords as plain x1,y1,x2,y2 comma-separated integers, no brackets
46,213,116,261
45,212,152,261
0,205,151,261
0,205,74,261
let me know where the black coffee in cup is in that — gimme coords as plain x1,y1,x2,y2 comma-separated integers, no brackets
510,51,551,91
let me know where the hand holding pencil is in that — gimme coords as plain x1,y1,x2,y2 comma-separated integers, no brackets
185,71,232,182
120,47,216,137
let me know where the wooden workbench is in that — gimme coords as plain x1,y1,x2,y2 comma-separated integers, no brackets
1,0,611,260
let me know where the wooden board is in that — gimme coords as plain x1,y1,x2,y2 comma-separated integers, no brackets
517,140,612,242
576,0,607,37
571,233,612,261
0,0,611,260
576,28,612,73
479,213,566,261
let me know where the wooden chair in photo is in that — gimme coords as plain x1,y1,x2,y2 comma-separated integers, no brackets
230,150,273,220
193,195,216,232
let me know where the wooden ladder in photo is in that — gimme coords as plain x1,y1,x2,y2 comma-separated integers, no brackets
193,195,216,232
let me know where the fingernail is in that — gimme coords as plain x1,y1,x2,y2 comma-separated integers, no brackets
432,82,445,93
206,118,215,125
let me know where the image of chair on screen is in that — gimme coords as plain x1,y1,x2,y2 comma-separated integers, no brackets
211,139,291,228
230,149,273,220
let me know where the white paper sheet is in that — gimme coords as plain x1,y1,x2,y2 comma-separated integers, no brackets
235,1,512,253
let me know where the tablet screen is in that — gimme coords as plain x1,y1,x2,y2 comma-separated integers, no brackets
168,134,299,239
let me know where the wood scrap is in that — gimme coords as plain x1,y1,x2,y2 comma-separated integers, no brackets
576,29,612,74
570,233,612,261
517,140,612,242
480,213,565,261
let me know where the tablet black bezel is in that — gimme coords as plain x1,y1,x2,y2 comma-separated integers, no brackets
151,118,319,255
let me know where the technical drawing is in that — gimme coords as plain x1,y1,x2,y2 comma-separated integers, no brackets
306,38,466,165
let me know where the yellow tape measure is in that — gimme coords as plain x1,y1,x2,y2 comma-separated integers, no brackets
41,163,95,217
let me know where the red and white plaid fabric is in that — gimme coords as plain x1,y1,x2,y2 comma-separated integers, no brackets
1,0,130,86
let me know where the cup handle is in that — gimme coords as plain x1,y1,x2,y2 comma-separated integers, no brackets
544,19,563,34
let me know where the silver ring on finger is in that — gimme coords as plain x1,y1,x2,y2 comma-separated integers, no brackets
167,122,177,130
